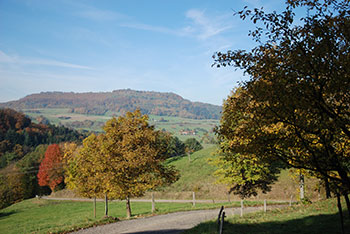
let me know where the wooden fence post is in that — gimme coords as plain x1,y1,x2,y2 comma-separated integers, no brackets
300,173,305,200
290,195,293,206
93,196,96,218
264,199,267,213
152,192,156,213
240,200,244,217
192,191,196,207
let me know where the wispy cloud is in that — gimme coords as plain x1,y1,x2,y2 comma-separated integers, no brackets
0,50,15,63
0,50,92,70
76,9,125,21
68,1,127,22
119,22,182,36
119,9,233,41
185,9,233,40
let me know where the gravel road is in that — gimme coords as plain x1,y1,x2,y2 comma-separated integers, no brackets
71,206,283,234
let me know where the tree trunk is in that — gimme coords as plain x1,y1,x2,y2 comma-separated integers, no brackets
324,177,331,198
104,193,108,217
343,193,350,219
299,173,305,201
126,197,132,219
337,193,344,234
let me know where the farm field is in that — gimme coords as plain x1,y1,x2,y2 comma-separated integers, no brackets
185,198,350,234
22,108,219,141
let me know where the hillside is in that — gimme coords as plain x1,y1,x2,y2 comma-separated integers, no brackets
140,146,322,201
0,89,222,120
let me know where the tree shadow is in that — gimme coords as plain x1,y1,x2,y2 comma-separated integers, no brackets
126,229,185,234
166,155,185,164
220,212,350,234
0,211,16,219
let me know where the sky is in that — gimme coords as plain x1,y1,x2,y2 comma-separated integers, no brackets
0,0,285,106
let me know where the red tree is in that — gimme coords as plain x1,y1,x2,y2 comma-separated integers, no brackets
37,144,64,191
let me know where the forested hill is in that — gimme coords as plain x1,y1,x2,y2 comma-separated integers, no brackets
0,108,84,168
0,89,221,119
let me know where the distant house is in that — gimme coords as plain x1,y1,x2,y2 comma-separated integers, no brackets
180,130,196,135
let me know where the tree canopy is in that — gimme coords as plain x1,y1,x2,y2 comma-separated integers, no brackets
65,109,179,218
37,144,64,192
213,0,350,198
184,138,203,153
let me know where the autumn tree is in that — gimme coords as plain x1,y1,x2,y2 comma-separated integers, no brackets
64,138,109,217
0,165,26,209
65,110,179,218
213,0,350,199
102,110,179,218
37,144,64,192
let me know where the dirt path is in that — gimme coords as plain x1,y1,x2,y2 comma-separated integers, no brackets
70,206,285,234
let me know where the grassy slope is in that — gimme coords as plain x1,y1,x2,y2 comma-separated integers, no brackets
185,198,350,234
151,145,320,201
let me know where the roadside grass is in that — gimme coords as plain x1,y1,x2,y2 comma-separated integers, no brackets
0,198,278,234
185,198,350,234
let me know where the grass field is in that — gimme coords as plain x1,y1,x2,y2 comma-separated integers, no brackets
0,198,273,234
185,198,350,234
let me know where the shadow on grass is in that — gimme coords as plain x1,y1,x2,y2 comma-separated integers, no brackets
188,212,350,234
127,229,185,234
0,211,16,219
166,155,186,164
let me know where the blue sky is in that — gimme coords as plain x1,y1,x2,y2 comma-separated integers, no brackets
0,0,284,105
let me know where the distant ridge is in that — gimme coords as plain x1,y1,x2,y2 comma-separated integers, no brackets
0,89,221,119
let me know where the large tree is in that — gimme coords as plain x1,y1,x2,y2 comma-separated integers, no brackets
213,0,350,198
101,110,179,218
65,110,179,218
